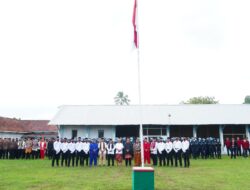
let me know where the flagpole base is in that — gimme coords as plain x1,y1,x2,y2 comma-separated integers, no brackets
132,167,154,190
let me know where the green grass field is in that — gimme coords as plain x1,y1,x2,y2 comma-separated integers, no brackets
0,156,250,190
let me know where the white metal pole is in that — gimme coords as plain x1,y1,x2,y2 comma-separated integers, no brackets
135,0,144,167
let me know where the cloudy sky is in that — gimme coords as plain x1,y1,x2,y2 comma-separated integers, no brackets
0,0,250,119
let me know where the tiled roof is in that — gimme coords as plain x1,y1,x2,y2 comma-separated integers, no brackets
0,117,26,133
0,117,57,133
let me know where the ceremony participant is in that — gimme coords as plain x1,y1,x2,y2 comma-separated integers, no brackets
165,138,173,167
215,139,221,159
156,138,165,166
17,138,23,159
2,138,8,159
25,138,33,159
124,138,133,167
60,138,69,166
21,138,26,159
68,139,76,167
9,139,17,159
0,138,3,159
89,139,98,167
47,138,54,160
75,137,83,167
32,138,39,159
143,137,151,165
150,138,157,166
83,138,90,166
107,138,115,166
236,137,242,156
225,137,231,156
173,137,182,167
115,138,124,166
52,138,61,167
40,138,47,159
242,138,249,157
230,138,237,159
182,137,190,167
14,139,18,159
133,138,141,166
98,138,107,166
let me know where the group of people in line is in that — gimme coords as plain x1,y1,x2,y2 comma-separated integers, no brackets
189,137,222,159
50,136,191,168
1,136,249,167
224,137,250,158
0,137,49,160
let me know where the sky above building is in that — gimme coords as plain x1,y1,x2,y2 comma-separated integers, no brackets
0,0,250,119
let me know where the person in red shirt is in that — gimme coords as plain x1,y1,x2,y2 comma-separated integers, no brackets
236,137,242,156
224,137,231,156
39,138,47,159
143,137,151,164
242,138,249,158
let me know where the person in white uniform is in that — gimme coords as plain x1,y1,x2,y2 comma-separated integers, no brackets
173,137,182,167
75,137,83,167
82,138,90,166
67,139,76,167
156,138,166,166
60,138,69,167
52,138,61,167
182,137,190,167
165,137,173,167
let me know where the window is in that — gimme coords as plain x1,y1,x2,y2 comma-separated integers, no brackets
143,129,148,135
148,129,161,136
72,130,78,139
98,130,104,138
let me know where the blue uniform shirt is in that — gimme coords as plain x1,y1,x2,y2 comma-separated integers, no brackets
90,143,98,156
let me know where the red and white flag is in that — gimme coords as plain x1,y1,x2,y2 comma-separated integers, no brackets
132,0,138,48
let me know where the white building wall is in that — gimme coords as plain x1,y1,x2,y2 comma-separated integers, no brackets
60,125,115,139
0,132,23,139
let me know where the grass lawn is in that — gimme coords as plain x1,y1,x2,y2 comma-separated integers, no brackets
0,156,250,190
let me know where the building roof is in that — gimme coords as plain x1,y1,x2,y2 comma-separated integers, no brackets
0,117,26,133
49,104,250,125
0,117,58,133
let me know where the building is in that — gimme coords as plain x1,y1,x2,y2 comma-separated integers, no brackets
49,104,250,146
0,116,58,139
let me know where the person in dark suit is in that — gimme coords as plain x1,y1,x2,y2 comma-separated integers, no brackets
236,137,242,156
230,138,237,159
124,138,133,166
225,137,231,156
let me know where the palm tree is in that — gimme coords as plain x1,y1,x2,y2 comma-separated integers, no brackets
114,91,130,105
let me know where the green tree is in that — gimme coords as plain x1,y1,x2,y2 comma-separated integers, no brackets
114,91,130,105
244,95,250,104
181,96,219,104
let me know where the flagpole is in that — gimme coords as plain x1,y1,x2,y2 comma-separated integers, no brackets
137,47,144,168
134,0,144,168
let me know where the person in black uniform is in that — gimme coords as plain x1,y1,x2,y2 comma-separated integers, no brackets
216,139,221,159
47,138,54,160
230,138,237,159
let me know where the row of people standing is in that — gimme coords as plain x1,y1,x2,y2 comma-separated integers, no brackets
51,136,190,168
0,137,48,159
189,138,222,159
224,137,250,158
